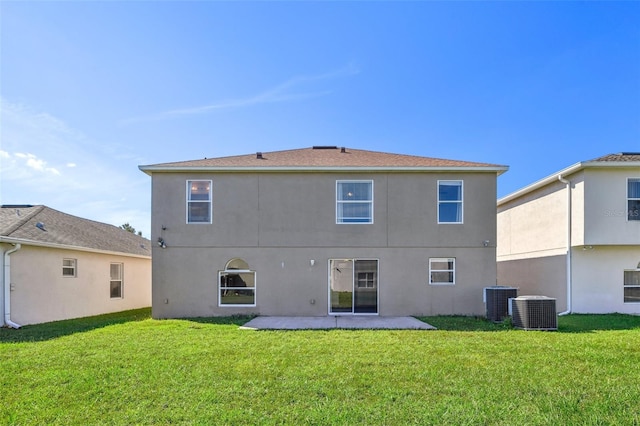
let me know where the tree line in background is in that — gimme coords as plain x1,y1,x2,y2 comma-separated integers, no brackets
120,223,143,237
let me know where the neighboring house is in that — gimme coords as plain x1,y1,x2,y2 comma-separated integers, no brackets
0,205,152,327
139,146,507,318
497,153,640,314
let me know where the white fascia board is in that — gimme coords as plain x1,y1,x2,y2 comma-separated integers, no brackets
580,161,640,168
498,160,640,206
498,162,584,206
0,237,151,259
139,165,509,175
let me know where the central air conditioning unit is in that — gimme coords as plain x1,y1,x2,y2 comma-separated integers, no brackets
484,286,518,322
510,296,558,331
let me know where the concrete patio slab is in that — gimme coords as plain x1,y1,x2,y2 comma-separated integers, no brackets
240,316,436,330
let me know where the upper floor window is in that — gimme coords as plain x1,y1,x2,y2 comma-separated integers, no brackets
628,178,640,221
336,180,373,224
438,180,463,224
187,180,212,224
63,258,77,277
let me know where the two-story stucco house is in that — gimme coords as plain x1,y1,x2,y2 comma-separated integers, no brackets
139,147,507,318
1,205,152,327
497,153,640,314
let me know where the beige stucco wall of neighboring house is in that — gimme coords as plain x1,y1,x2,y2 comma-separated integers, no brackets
497,179,569,259
498,166,640,314
496,172,585,312
571,246,640,314
6,245,151,325
497,254,567,311
583,168,640,246
150,171,498,317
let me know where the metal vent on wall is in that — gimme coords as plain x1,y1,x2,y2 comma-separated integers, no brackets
510,296,558,331
484,286,518,322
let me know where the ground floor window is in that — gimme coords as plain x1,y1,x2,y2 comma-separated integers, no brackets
110,263,123,298
624,270,640,303
63,258,77,277
219,258,256,307
429,258,455,285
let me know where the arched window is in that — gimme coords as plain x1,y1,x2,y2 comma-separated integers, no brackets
219,258,256,307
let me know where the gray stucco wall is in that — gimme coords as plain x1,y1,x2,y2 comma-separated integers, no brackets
150,171,498,317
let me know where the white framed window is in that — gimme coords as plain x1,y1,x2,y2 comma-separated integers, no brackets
219,258,256,307
336,180,373,224
429,258,455,285
438,180,463,224
63,258,77,277
628,178,640,221
624,270,640,303
187,180,212,224
110,263,123,299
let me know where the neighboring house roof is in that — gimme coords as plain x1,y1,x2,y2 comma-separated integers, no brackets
140,146,508,174
590,152,640,163
0,205,151,258
498,152,640,206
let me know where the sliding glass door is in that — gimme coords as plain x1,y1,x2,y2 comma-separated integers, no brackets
329,259,378,314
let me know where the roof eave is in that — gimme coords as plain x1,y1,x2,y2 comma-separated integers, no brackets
498,162,584,206
581,160,640,168
0,237,152,259
139,165,509,175
498,159,640,206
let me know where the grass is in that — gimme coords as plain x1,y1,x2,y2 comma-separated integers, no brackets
2,310,640,425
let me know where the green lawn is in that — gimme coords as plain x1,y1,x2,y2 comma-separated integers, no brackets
2,309,640,425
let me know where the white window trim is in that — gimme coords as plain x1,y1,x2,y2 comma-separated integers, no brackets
429,257,456,285
110,263,124,299
623,269,640,304
437,180,464,224
627,178,640,222
186,180,213,224
63,258,77,278
336,180,374,224
218,269,257,307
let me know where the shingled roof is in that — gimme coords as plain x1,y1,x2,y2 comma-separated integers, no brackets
589,152,640,163
0,205,151,257
140,146,508,173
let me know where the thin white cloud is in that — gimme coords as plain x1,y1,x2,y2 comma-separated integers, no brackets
1,98,152,237
13,152,60,175
122,62,360,124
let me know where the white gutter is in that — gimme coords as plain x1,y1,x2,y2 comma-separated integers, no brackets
557,175,572,316
3,243,22,328
0,237,151,260
139,165,509,176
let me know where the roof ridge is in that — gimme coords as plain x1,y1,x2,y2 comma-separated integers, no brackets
1,205,45,236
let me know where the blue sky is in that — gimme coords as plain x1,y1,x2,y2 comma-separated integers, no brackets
2,1,639,237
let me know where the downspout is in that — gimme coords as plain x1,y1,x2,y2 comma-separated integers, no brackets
557,175,572,315
3,244,22,328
